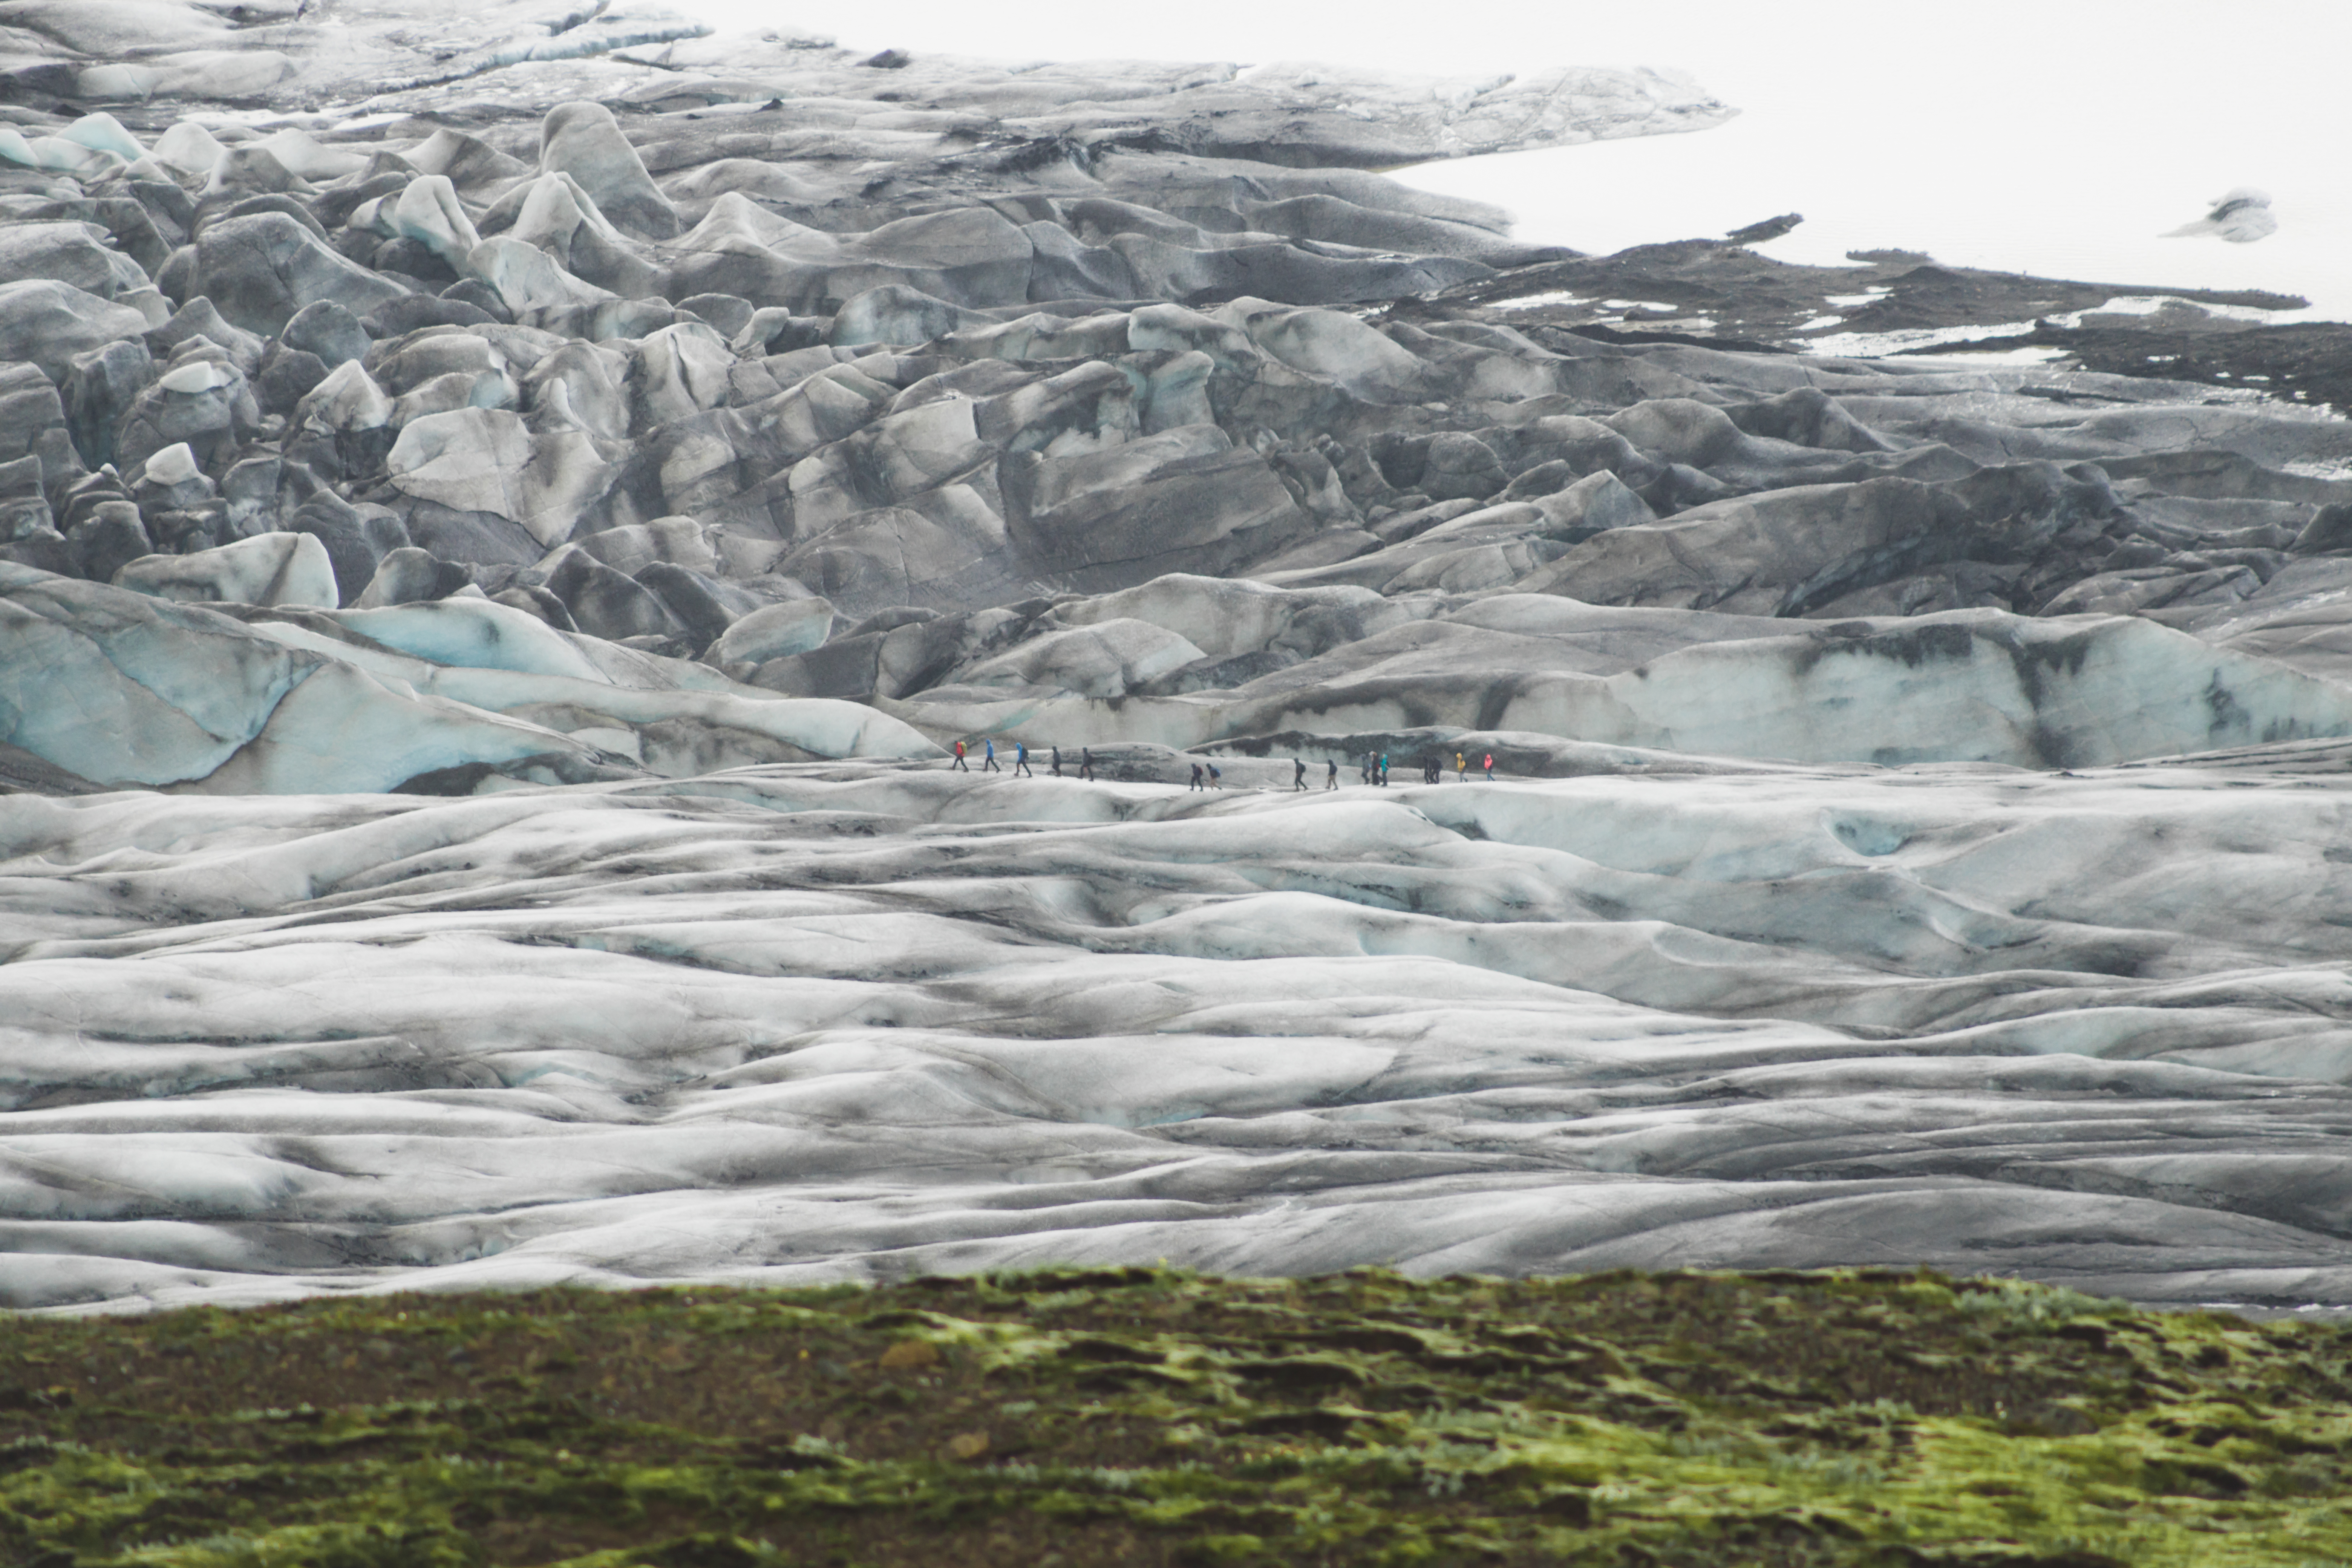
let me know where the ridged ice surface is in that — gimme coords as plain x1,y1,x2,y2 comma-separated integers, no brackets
7,758,2352,1312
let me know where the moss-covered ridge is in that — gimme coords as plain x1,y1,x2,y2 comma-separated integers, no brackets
5,1267,2351,1566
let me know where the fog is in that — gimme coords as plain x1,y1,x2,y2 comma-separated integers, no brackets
681,0,2352,321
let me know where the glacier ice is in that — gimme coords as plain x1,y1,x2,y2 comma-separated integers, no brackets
2,3,2351,1314
6,761,2352,1312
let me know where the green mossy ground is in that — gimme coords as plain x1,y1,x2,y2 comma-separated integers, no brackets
4,1268,2350,1567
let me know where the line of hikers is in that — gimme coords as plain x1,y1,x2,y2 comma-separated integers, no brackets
948,736,1085,778
1355,750,1495,785
947,738,1496,787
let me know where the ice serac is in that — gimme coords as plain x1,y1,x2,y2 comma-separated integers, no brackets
537,101,679,242
0,567,938,794
114,530,337,610
0,562,304,787
177,213,409,338
386,409,620,548
0,280,146,379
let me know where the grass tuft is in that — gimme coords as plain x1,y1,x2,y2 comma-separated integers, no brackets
3,1266,2349,1565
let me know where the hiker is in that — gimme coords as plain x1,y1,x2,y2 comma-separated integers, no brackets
982,737,1000,772
1079,747,1095,781
1189,762,1205,790
1325,760,1338,790
1293,758,1306,791
1207,762,1222,788
1455,751,1466,781
1360,752,1372,785
1014,740,1032,777
952,738,969,772
1483,752,1494,781
1378,752,1389,787
1051,745,1063,777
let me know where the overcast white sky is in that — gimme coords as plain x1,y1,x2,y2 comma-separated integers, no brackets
684,0,2352,319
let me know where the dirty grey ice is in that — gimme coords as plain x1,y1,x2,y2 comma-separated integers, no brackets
4,0,2352,1314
